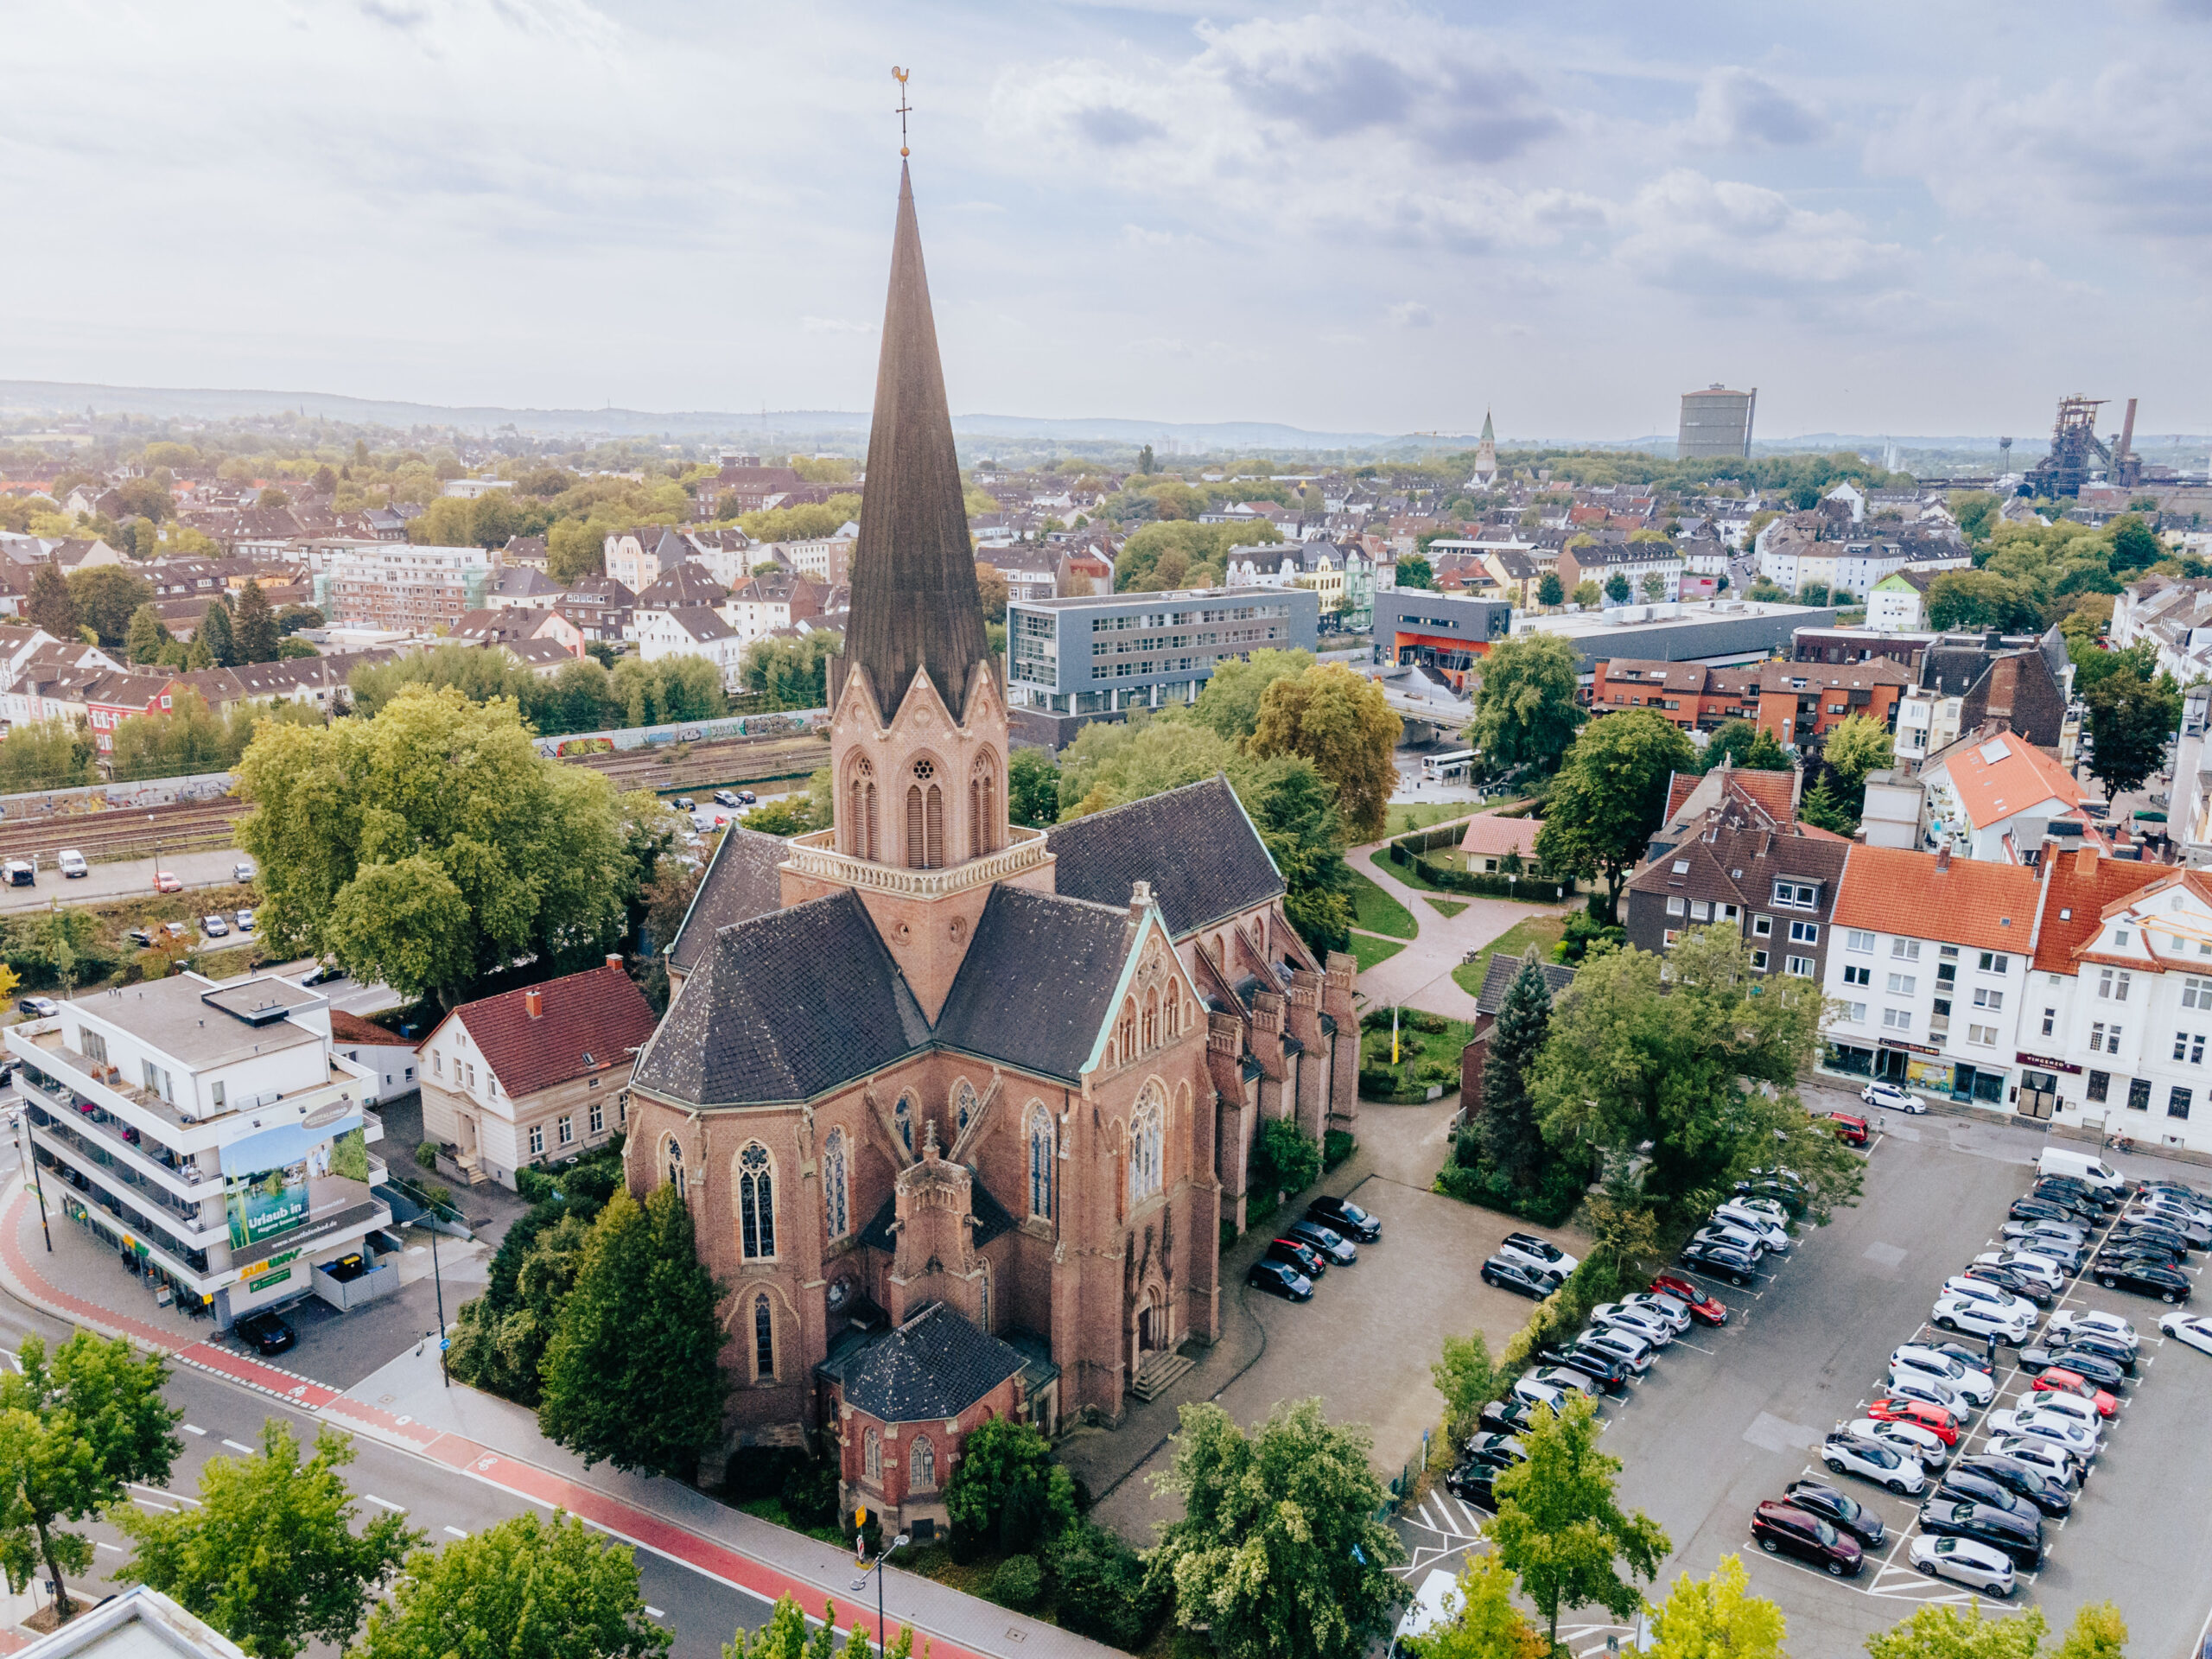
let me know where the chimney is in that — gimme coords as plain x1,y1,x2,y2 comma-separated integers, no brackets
1936,843,1951,871
2077,845,2101,878
1129,879,1154,922
524,988,543,1020
606,953,622,970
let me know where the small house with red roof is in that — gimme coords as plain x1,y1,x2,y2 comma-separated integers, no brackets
1920,728,2085,862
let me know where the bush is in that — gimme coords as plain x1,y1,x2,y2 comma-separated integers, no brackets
416,1139,442,1170
722,1446,810,1504
1323,1130,1355,1171
1046,1521,1163,1649
988,1554,1043,1611
1253,1118,1323,1198
1434,1147,1592,1227
516,1166,558,1204
1389,836,1573,900
1559,910,1625,964
779,1452,842,1530
943,1416,1073,1560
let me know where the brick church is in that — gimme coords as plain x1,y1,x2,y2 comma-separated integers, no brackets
626,163,1362,1533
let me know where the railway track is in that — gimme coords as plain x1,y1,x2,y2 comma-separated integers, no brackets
575,734,830,795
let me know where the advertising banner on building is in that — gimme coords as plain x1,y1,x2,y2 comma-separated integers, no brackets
220,1112,361,1251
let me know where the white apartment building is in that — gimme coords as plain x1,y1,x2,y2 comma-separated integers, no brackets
632,606,746,688
317,543,490,632
6,975,391,1327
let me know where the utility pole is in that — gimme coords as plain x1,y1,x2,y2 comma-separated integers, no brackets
384,1172,454,1386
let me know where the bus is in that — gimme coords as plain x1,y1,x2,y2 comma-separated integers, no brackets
1421,749,1478,783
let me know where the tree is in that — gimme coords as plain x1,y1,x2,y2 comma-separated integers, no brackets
1249,664,1402,841
546,519,605,582
1146,1399,1406,1659
110,691,234,780
1007,747,1060,828
1820,714,1893,796
2052,1603,2128,1659
1926,569,2039,632
1646,1554,1785,1659
116,1421,420,1657
126,603,170,664
1478,957,1554,1191
274,603,324,636
1430,1332,1501,1447
1488,1395,1669,1656
1248,753,1357,956
1469,633,1584,777
199,599,237,668
1255,1117,1323,1197
1535,571,1564,607
1412,1553,1544,1659
1641,573,1667,601
25,562,76,639
1865,1602,2047,1659
1192,647,1316,744
66,566,154,646
1534,712,1696,922
0,1332,181,1618
2108,514,2164,574
1396,552,1434,591
1135,444,1157,474
1573,580,1601,607
537,1185,728,1478
2084,666,2181,797
942,1416,1074,1558
723,1594,906,1659
1797,776,1855,834
355,1511,669,1659
233,580,280,664
1700,720,1788,772
739,632,841,712
1605,572,1632,604
973,562,1009,624
235,685,634,1004
0,718,95,791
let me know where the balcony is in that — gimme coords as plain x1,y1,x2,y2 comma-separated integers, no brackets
19,1081,213,1198
28,1114,223,1238
16,1027,372,1145
783,823,1053,900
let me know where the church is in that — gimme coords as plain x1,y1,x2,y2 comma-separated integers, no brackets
625,163,1362,1533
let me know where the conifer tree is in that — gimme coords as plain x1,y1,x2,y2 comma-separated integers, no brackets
232,580,279,664
198,600,236,668
1479,955,1554,1192
125,603,169,665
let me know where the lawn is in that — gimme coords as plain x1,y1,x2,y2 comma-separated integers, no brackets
1351,934,1407,972
1345,868,1418,938
1357,1009,1478,1102
1424,897,1467,918
1449,913,1571,996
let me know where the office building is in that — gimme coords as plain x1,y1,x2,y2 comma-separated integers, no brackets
1678,385,1757,460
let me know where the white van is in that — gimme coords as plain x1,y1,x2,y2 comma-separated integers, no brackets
54,849,86,879
2037,1147,2126,1194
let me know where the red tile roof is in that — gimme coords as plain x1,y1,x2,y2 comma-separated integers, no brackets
1936,731,2082,830
1831,846,2040,951
329,1010,403,1046
2031,852,2185,974
423,963,658,1099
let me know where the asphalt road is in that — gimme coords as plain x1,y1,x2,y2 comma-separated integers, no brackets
0,847,248,915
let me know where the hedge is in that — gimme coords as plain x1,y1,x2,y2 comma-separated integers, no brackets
1388,835,1574,902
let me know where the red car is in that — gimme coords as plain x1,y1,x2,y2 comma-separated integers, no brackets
2032,1369,2118,1417
1827,1111,1871,1147
152,871,183,893
1866,1396,1960,1446
1649,1274,1729,1325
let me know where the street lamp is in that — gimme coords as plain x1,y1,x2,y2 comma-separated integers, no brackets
849,1529,911,1658
382,1171,454,1387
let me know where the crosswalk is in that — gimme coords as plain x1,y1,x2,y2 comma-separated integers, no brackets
1400,1490,1489,1574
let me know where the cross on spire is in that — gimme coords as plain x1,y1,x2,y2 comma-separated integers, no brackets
893,66,912,158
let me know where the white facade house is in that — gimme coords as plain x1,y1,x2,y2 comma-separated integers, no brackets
632,606,746,687
1920,731,2085,861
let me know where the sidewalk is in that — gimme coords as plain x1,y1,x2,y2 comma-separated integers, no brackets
0,1177,1124,1659
1349,840,1573,1020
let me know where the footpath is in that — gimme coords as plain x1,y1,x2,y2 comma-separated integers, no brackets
0,1176,1122,1659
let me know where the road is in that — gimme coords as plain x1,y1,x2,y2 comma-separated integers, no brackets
0,847,249,915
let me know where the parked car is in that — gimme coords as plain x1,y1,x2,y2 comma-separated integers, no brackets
1588,1302,1676,1346
151,870,181,893
2094,1254,2192,1303
1960,1262,2053,1306
233,860,257,883
713,790,742,808
1481,1255,1561,1300
1535,1344,1630,1393
1978,1434,2082,1488
54,849,86,879
1862,1080,1928,1114
2026,1183,2102,1219
2009,1196,2088,1227
1510,1376,1575,1416
1822,1429,1926,1494
1883,1373,1970,1419
1930,1296,2033,1344
1908,1534,2017,1597
2045,1308,2138,1350
1282,1218,1356,1266
1827,1111,1871,1147
1984,1408,2099,1463
1618,1292,1690,1334
1678,1239,1760,1286
1931,1471,2032,1520
2019,1338,2133,1378
1459,1431,1527,1469
1866,1396,1960,1445
1916,1499,2043,1571
1891,1346,1995,1406
1246,1260,1312,1301
1953,1453,2072,1516
1974,1249,2069,1291
1713,1202,1790,1252
1306,1195,1381,1241
2,861,35,887
233,1311,296,1355
1478,1397,1540,1436
1649,1274,1728,1325
672,798,696,811
1748,1501,1863,1577
301,963,346,986
1844,1414,1950,1470
2159,1311,2212,1355
1263,1237,1327,1279
1445,1462,1499,1508
126,926,155,947
202,915,229,938
2030,1368,2118,1416
162,920,188,940
2036,1174,2121,1212
1781,1480,1886,1547
1575,1327,1656,1373
1496,1231,1578,1278
1528,1366,1603,1403
1692,1221,1773,1258
234,909,256,932
16,996,60,1019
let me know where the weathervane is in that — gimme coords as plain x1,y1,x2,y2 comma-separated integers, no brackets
893,66,912,157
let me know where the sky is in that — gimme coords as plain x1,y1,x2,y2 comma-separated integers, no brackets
5,0,2211,444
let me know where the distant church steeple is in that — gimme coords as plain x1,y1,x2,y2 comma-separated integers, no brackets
1471,409,1498,488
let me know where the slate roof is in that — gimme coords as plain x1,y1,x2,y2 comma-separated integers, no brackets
934,886,1135,1082
1474,954,1575,1016
666,826,791,976
823,1301,1030,1424
426,963,659,1099
632,888,930,1106
1047,774,1282,936
856,1177,1019,1255
1830,846,2039,952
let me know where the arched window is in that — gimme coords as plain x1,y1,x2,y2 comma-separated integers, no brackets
1116,999,1137,1061
1142,988,1159,1050
664,1136,684,1199
969,753,998,856
753,1294,774,1379
739,1142,775,1260
1128,1084,1164,1205
925,785,944,868
911,1434,937,1492
953,1080,977,1136
863,1426,881,1482
1027,1105,1053,1219
823,1128,849,1241
894,1093,914,1154
905,784,925,868
978,1259,992,1332
1166,986,1181,1039
908,760,944,869
847,759,878,861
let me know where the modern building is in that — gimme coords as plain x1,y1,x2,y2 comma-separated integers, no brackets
5,973,391,1328
1588,657,1910,747
1919,728,2087,860
1006,584,1319,720
318,543,491,632
1678,385,1757,460
1510,600,1837,675
1372,590,1512,690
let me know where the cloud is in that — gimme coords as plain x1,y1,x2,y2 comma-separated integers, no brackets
1613,168,1910,300
1684,67,1828,149
1389,301,1433,328
802,316,875,335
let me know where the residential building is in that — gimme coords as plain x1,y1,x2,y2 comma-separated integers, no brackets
1588,657,1910,747
1920,728,2086,861
416,959,657,1190
4,974,390,1327
1678,385,1756,459
175,652,392,717
1623,814,1848,986
1867,569,1935,632
759,527,858,588
319,543,490,632
328,1010,418,1106
442,476,516,499
633,606,746,687
1005,584,1319,721
1458,812,1543,874
721,569,826,645
980,546,1062,606
446,608,537,646
1556,540,1684,604
532,576,632,649
83,671,184,753
483,564,565,610
2168,683,2212,868
605,526,691,594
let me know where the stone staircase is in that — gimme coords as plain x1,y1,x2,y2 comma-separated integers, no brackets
1128,1348,1195,1403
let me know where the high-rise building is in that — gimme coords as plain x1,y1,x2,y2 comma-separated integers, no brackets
1678,385,1757,460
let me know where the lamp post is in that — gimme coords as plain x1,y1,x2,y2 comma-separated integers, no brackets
849,1530,911,1658
383,1172,453,1386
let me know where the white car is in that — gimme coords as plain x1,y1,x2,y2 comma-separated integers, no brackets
1619,1292,1690,1334
2024,1391,2104,1440
1941,1277,2038,1322
1821,1430,1926,1494
1511,1376,1574,1414
1729,1194,1790,1225
54,849,86,879
1713,1202,1790,1252
1862,1080,1928,1114
2159,1311,2212,1355
233,860,257,883
1891,1346,1996,1406
201,915,229,938
234,909,256,932
1843,1416,1948,1470
1986,1408,2099,1461
2049,1309,2139,1350
1981,1434,2081,1487
1909,1534,2016,1597
1883,1371,1970,1418
1495,1232,1580,1279
1692,1221,1770,1257
1931,1297,2033,1343
1589,1302,1676,1346
1975,1250,2068,1291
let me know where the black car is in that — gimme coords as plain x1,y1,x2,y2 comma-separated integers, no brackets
2009,1197,2087,1227
126,926,156,947
1915,1500,2043,1570
1749,1502,1862,1577
1245,1260,1312,1301
1481,1255,1561,1299
1954,1454,2072,1516
1306,1195,1380,1242
1282,1218,1357,1266
2106,1224,2190,1261
1961,1263,2054,1306
1933,1471,2031,1519
1264,1237,1327,1279
1502,1230,1575,1274
672,798,696,811
2030,1180,2109,1217
1782,1481,1886,1548
2048,1330,2137,1375
1460,1432,1528,1471
301,963,346,987
233,1311,296,1355
1678,1239,1760,1286
2094,1254,2192,1303
2041,1350,2128,1392
1924,1340,1999,1376
1445,1462,1499,1508
1535,1344,1630,1394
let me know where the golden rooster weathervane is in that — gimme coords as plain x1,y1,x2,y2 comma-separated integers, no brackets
893,66,912,157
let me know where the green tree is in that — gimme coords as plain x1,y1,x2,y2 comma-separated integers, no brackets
1605,572,1632,604
943,1416,1075,1558
1192,647,1316,744
443,1212,594,1404
2108,514,2164,574
1249,754,1357,956
1820,714,1893,798
126,602,170,664
235,685,634,1003
1007,747,1060,828
1573,581,1601,607
0,718,95,791
0,1333,181,1618
1470,633,1585,777
1535,570,1565,607
1430,1332,1501,1448
722,1594,904,1659
1534,711,1696,922
1146,1399,1407,1659
1641,573,1667,601
1396,552,1434,591
1865,1602,2046,1659
974,561,1010,624
1647,1554,1785,1659
537,1185,728,1478
1250,664,1402,841
110,691,235,781
199,599,237,668
1797,776,1855,835
25,562,77,639
2052,1603,2128,1659
544,658,617,735
65,566,154,646
1478,957,1555,1191
1136,443,1156,474
355,1510,670,1659
1255,1117,1323,1198
233,580,280,664
1700,720,1789,772
1413,1553,1544,1659
1926,569,2040,632
1488,1395,1669,1656
546,518,606,582
739,632,841,712
2084,666,2181,797
116,1421,420,1657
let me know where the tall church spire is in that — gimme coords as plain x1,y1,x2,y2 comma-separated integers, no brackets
840,162,991,722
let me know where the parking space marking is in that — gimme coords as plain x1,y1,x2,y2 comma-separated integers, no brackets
220,1438,255,1453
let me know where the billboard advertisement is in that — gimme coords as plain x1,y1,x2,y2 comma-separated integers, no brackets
220,1112,362,1252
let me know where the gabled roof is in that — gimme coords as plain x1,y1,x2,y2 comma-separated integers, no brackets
935,886,1135,1082
425,962,658,1099
1830,847,2039,951
823,1301,1028,1425
2032,849,2169,974
666,826,791,976
1929,730,2082,829
1474,954,1574,1016
633,563,728,610
1047,774,1283,938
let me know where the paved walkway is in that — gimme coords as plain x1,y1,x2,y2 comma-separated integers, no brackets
1349,835,1574,1021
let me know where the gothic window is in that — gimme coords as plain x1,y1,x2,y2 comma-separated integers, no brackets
1166,986,1181,1039
969,753,998,856
1142,988,1159,1050
925,784,944,868
664,1136,684,1199
1128,1084,1165,1204
1027,1104,1053,1219
739,1142,776,1260
911,1434,937,1492
894,1093,914,1154
753,1294,774,1379
847,759,878,860
953,1080,977,1135
863,1426,881,1482
978,1259,992,1332
823,1128,849,1240
906,785,924,868
1117,999,1137,1061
